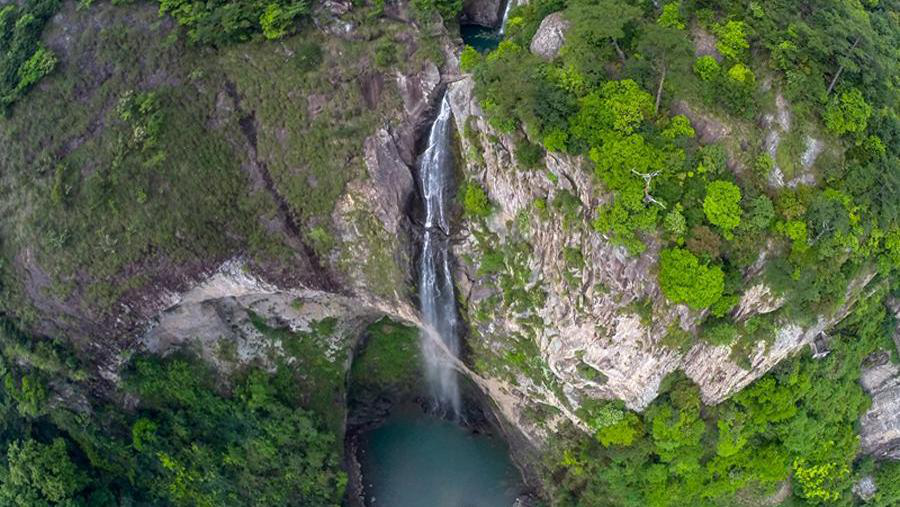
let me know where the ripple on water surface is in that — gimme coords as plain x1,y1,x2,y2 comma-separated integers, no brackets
359,408,524,507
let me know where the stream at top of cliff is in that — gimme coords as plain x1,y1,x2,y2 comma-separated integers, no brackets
358,405,525,507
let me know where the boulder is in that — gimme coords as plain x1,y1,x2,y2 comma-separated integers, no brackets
530,12,569,60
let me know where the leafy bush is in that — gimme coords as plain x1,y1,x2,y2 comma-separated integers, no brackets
515,138,545,169
703,180,742,236
693,55,720,81
459,45,481,73
824,87,872,136
870,461,900,507
657,3,684,30
658,247,724,309
411,0,462,23
712,20,749,61
462,181,492,218
0,438,89,504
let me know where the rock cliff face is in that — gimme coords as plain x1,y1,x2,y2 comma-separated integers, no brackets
445,75,878,442
461,0,504,27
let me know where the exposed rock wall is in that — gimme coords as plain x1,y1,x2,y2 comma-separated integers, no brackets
141,259,422,377
461,0,504,27
859,301,900,460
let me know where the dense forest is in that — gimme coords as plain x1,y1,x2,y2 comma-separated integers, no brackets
0,0,896,505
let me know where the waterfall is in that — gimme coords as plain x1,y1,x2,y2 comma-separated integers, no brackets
418,93,462,418
498,0,514,35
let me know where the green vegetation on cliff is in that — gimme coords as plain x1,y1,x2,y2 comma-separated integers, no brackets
548,290,897,506
463,0,899,505
466,0,898,347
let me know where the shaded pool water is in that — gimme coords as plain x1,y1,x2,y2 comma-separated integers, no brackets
460,25,502,53
358,408,524,506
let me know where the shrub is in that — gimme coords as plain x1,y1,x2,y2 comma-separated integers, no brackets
411,0,462,23
703,180,742,236
462,181,492,218
515,138,544,169
374,38,398,68
0,438,89,504
753,153,774,180
158,0,309,44
745,195,775,231
712,20,749,61
693,55,720,81
702,321,738,345
0,0,60,112
459,45,481,73
686,225,721,260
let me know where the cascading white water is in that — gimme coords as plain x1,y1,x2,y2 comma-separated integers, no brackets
418,93,462,418
498,0,514,35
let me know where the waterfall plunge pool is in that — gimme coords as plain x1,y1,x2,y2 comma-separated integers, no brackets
460,24,503,53
357,404,525,507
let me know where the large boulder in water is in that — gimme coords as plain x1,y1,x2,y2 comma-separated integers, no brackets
461,0,504,27
530,12,569,59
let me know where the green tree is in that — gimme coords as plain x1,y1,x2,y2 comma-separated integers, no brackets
636,24,694,113
703,181,742,236
824,87,872,136
260,2,306,40
565,0,641,66
658,247,724,309
459,45,481,73
657,2,684,30
571,80,654,143
462,181,492,218
871,461,900,507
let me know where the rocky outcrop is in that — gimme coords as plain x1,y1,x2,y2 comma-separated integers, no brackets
461,0,504,27
141,259,422,377
859,301,900,460
530,12,569,59
691,25,722,62
853,475,877,502
671,100,730,144
860,353,900,459
446,75,876,442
